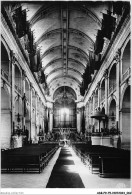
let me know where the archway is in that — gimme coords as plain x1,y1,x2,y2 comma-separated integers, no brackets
53,86,76,129
121,86,130,150
1,88,11,149
122,41,130,76
94,89,98,109
1,42,10,81
101,79,105,102
109,99,116,131
15,65,22,94
14,96,23,132
25,106,30,141
109,64,116,95
25,79,30,102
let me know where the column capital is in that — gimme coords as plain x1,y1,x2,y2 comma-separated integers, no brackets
22,70,27,78
114,49,121,63
30,83,34,90
77,108,81,113
49,108,53,114
96,81,100,89
10,50,16,64
92,90,95,97
103,69,108,79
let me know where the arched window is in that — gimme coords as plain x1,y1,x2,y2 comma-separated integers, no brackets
122,41,130,81
15,65,22,94
95,90,98,109
101,79,105,102
109,64,116,94
1,42,9,81
109,99,116,130
25,79,30,101
121,86,130,150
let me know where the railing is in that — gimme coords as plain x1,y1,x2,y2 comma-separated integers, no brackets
53,128,76,132
1,69,9,81
109,83,116,94
91,129,120,136
122,67,131,82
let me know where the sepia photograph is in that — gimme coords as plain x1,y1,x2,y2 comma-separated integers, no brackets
0,0,131,194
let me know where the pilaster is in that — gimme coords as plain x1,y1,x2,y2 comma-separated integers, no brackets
97,82,101,107
29,83,33,142
115,49,121,125
10,50,15,134
103,69,109,115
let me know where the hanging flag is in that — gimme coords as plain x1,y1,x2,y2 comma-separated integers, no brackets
113,1,123,15
94,53,101,70
40,71,46,84
27,29,34,53
30,52,38,72
13,7,27,38
102,13,116,40
89,51,95,74
94,30,104,55
37,49,42,71
80,82,85,96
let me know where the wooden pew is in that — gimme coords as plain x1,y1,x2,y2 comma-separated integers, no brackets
99,154,130,178
1,143,59,173
71,143,130,177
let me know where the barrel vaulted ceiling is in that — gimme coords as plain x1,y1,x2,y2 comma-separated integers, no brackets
21,1,110,101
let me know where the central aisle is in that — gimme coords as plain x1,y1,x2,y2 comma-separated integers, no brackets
46,146,85,188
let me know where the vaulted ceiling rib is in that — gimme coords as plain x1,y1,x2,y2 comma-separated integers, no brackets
20,1,110,101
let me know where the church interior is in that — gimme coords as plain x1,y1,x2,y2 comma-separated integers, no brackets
1,1,131,191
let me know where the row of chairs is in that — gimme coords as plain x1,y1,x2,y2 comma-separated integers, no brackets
1,143,59,173
72,143,130,178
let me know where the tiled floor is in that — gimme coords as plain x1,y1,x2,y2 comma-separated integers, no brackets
1,146,131,191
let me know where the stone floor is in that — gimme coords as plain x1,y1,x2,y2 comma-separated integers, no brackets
1,146,131,194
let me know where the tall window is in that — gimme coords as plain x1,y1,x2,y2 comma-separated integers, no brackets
53,99,76,128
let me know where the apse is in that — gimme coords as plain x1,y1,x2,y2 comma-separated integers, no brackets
53,86,76,128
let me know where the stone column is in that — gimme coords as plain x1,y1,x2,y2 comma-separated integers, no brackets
29,83,33,142
85,103,88,130
89,97,93,125
77,108,81,133
103,69,109,115
35,92,38,141
87,101,90,131
49,108,53,133
92,92,95,128
10,50,15,135
92,91,95,114
22,70,26,132
114,49,121,130
97,82,101,108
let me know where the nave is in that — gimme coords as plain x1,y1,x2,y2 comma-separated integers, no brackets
1,144,130,189
1,1,131,193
